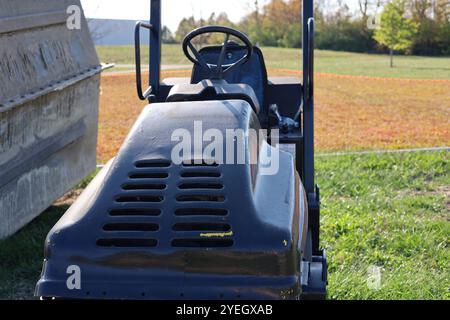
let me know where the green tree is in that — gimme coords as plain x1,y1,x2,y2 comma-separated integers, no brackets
175,17,198,43
374,0,418,67
161,26,175,44
175,13,234,45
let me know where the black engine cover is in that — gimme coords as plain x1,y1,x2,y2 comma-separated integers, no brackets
36,100,307,299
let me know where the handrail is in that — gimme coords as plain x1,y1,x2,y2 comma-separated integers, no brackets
135,21,155,101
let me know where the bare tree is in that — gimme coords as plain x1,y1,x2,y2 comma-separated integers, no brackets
84,2,112,43
359,0,370,18
359,0,386,19
86,18,113,43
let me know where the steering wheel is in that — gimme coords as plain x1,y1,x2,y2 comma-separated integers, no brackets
182,25,254,80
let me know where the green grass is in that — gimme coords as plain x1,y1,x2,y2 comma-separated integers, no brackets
317,150,449,299
97,44,450,79
0,205,67,300
0,171,99,300
0,151,448,299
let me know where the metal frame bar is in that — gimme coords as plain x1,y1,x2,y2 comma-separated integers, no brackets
302,0,321,254
149,0,161,96
135,21,154,100
302,0,315,195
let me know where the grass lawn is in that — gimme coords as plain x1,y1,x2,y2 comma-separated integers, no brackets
97,44,450,80
0,150,448,299
317,151,449,299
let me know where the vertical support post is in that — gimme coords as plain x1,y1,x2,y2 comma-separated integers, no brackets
303,0,320,254
149,0,161,96
302,0,314,195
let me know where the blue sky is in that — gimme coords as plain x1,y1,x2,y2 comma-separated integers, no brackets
81,0,361,32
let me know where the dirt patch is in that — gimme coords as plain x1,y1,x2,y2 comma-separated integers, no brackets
436,185,450,214
395,185,450,221
52,189,83,207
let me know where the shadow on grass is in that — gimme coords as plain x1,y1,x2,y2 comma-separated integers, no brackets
0,205,68,300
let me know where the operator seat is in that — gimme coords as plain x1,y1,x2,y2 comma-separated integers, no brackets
166,44,269,125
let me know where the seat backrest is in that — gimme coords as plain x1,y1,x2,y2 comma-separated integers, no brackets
191,45,269,126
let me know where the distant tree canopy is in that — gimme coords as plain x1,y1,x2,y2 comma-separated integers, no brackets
374,0,418,66
243,0,302,48
174,13,236,44
173,0,450,56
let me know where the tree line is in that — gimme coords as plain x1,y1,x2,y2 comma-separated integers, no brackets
166,0,449,56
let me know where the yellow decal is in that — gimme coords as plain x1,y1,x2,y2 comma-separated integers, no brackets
200,231,233,238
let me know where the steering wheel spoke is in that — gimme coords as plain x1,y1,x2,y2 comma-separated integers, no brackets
215,34,230,78
187,42,211,73
223,55,247,76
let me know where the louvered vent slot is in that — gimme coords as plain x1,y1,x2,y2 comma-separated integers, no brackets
176,195,225,202
171,239,233,248
122,183,166,190
179,183,223,190
129,172,169,179
181,171,221,178
182,160,219,167
173,161,232,247
109,208,161,216
173,223,231,232
175,208,228,216
99,160,170,248
97,238,157,247
116,195,163,203
135,160,171,168
181,160,221,179
103,223,159,232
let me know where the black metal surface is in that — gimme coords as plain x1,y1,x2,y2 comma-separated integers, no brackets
302,1,321,254
301,250,328,300
307,19,315,101
36,0,327,300
149,0,161,96
36,100,307,299
302,1,314,196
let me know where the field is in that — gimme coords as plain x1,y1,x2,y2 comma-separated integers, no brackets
96,45,449,163
97,70,449,163
97,44,450,79
0,46,449,300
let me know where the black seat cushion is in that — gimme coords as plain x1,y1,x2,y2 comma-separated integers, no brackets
166,79,261,114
